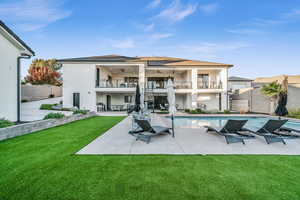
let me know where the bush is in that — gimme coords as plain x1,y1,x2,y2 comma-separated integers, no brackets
0,119,15,128
73,109,89,115
40,104,57,110
223,109,231,114
48,94,55,98
184,109,190,113
21,99,28,103
43,113,65,120
288,109,300,119
187,109,207,114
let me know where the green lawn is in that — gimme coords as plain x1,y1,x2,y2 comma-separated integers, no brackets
1,116,300,200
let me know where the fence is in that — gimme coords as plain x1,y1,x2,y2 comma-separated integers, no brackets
21,84,62,101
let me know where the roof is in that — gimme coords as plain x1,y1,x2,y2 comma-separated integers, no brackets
58,55,233,67
0,20,35,56
229,76,253,81
255,75,300,84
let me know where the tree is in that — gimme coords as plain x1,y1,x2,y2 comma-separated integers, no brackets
25,59,61,85
261,81,282,100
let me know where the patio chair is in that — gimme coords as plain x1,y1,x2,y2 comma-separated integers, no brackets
204,120,255,144
246,120,300,145
133,119,171,143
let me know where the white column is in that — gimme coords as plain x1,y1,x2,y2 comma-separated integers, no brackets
139,64,145,108
191,68,198,109
220,68,228,110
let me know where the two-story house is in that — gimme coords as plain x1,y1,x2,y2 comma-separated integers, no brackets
0,21,35,122
58,55,232,112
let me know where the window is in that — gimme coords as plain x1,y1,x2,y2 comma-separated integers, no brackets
124,96,132,103
197,74,209,88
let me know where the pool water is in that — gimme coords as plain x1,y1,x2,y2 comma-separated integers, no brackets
171,116,300,130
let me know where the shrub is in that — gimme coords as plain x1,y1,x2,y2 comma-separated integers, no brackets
21,99,28,103
184,109,190,113
187,109,207,114
0,119,15,128
223,109,231,114
40,104,57,110
288,109,300,119
43,113,65,120
48,94,55,98
73,109,89,115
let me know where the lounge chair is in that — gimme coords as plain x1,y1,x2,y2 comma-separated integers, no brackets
133,119,171,143
204,120,255,144
246,120,300,144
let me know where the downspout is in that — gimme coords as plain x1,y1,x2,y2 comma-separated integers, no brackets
17,54,31,122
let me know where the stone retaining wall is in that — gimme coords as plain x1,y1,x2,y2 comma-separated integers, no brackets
0,112,97,141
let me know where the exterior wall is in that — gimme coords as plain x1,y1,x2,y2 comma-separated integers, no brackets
21,84,62,101
63,62,230,112
287,86,300,110
197,93,219,111
229,81,252,90
63,63,96,111
0,33,20,121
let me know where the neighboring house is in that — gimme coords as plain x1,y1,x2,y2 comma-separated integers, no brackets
0,21,35,122
252,75,300,113
58,55,232,112
229,75,300,113
228,76,253,112
228,76,253,91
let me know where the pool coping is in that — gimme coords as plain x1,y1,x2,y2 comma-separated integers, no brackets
158,113,300,123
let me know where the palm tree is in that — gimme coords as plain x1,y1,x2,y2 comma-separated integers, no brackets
261,81,282,114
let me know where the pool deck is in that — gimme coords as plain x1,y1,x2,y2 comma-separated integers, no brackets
77,114,300,155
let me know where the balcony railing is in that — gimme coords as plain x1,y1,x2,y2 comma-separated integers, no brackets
198,81,222,89
146,81,192,90
96,79,137,88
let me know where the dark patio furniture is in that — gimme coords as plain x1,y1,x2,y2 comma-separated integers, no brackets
246,120,300,144
132,119,171,143
204,120,255,144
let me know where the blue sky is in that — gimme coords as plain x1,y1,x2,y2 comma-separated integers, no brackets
1,0,300,78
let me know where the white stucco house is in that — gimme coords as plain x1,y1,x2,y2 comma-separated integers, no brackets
58,55,232,112
0,21,35,122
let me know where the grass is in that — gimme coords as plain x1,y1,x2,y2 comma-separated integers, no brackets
1,116,300,200
40,103,57,110
40,104,71,111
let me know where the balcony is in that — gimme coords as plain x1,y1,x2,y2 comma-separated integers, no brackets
198,81,222,89
146,81,192,90
96,79,137,88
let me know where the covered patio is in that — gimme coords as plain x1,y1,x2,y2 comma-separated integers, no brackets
77,114,300,155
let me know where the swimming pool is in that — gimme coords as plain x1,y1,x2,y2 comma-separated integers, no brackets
170,116,300,130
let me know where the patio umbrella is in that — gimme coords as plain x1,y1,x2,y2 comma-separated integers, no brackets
275,76,288,117
167,79,176,137
134,84,141,112
275,92,288,117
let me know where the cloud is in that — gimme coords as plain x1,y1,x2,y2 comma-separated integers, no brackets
199,3,218,15
147,0,161,9
226,28,266,35
181,42,250,58
150,33,173,40
144,23,155,32
0,0,71,31
283,9,300,18
153,0,198,23
112,38,136,49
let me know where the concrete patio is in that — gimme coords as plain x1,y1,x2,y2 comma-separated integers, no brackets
77,114,300,155
21,97,72,121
